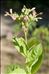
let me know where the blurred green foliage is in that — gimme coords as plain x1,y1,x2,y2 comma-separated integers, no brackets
32,27,49,51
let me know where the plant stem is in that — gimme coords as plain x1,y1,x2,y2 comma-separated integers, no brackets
22,23,28,44
25,32,27,44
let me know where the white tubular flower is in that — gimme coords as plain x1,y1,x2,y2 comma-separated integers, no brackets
31,7,36,11
38,17,42,19
10,9,12,14
4,9,19,20
4,12,9,16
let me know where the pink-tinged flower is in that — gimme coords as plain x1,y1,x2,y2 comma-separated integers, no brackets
23,16,29,22
4,9,19,20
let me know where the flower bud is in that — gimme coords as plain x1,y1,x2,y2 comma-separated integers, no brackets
23,16,28,22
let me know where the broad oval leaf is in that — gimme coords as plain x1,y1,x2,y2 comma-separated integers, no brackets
31,54,43,74
26,43,42,63
27,37,40,49
26,38,43,74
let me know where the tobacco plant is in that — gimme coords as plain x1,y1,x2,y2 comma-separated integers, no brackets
5,6,43,74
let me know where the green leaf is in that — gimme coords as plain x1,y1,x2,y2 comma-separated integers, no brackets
9,68,26,74
12,37,28,56
27,38,40,49
26,38,43,74
5,64,27,74
31,54,43,74
26,43,42,63
30,43,42,58
5,64,20,74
